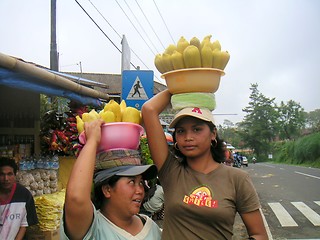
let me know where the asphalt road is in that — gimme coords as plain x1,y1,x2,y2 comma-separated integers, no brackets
240,162,320,240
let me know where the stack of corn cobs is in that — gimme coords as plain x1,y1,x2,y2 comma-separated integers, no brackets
155,35,230,112
154,35,230,74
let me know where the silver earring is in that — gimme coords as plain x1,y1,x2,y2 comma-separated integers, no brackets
212,139,217,148
174,142,179,150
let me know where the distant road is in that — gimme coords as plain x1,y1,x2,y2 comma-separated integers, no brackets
243,162,320,239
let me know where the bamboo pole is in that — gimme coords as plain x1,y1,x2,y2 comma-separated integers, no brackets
0,52,109,101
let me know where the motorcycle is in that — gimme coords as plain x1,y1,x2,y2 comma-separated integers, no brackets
252,157,256,164
233,153,242,168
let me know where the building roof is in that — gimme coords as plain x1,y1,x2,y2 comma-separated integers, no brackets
0,52,167,106
64,72,167,96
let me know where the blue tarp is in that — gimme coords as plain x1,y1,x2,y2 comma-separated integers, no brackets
46,69,109,88
0,67,101,107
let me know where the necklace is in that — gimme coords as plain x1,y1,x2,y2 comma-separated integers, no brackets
0,185,15,234
0,204,9,235
0,193,10,227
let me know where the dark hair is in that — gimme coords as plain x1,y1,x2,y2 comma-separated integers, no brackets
0,157,18,175
172,121,225,164
92,175,121,209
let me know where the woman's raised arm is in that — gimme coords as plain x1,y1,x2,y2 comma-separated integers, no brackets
142,90,171,170
64,119,104,239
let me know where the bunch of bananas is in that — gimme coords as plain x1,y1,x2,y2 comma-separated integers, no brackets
154,35,230,74
76,99,141,133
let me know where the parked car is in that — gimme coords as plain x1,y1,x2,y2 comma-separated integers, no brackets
241,156,248,167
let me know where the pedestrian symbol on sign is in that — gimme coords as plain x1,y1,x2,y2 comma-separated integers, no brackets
126,76,148,100
132,80,142,97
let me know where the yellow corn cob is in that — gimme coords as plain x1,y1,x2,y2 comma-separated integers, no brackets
154,54,166,74
76,116,84,133
164,44,177,55
190,37,201,50
183,45,201,68
89,109,99,120
162,53,174,72
212,50,230,70
100,110,115,123
120,99,126,114
81,112,96,123
177,36,189,54
171,50,185,70
122,107,141,124
200,35,212,50
201,45,213,68
211,40,221,51
104,100,121,122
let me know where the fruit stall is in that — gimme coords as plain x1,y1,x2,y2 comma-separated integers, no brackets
0,52,108,158
0,52,110,238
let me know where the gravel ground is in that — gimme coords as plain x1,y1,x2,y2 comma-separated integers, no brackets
232,213,249,240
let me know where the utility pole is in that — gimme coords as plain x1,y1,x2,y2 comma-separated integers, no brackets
50,0,59,71
50,0,59,109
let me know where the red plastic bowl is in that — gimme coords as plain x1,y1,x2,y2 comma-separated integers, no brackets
79,122,144,153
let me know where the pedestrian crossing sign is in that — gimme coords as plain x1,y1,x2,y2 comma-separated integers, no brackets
127,77,148,100
122,70,154,110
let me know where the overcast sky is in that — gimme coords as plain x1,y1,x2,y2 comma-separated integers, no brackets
1,0,319,125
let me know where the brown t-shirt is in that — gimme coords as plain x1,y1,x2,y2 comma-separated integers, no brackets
158,152,261,240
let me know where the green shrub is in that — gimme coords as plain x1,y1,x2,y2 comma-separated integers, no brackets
273,132,320,167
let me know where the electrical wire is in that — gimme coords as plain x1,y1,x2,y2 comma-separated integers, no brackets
113,0,166,83
134,0,166,50
123,0,159,53
114,0,156,55
88,0,122,39
74,0,136,69
74,1,121,55
75,0,164,83
153,0,175,44
87,0,154,73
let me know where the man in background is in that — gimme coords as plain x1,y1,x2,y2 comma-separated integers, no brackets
0,157,38,240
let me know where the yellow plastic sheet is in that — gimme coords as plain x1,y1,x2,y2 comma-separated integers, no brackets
34,189,65,231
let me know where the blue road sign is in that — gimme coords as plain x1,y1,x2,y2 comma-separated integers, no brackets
122,70,154,110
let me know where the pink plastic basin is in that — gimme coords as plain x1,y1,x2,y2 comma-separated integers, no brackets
79,122,144,153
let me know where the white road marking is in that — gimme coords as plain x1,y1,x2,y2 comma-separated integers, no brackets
268,202,298,227
294,171,320,180
291,202,320,226
315,201,320,207
260,208,273,240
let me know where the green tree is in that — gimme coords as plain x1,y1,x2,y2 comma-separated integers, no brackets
277,100,306,140
305,109,320,132
240,83,279,158
218,120,242,148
